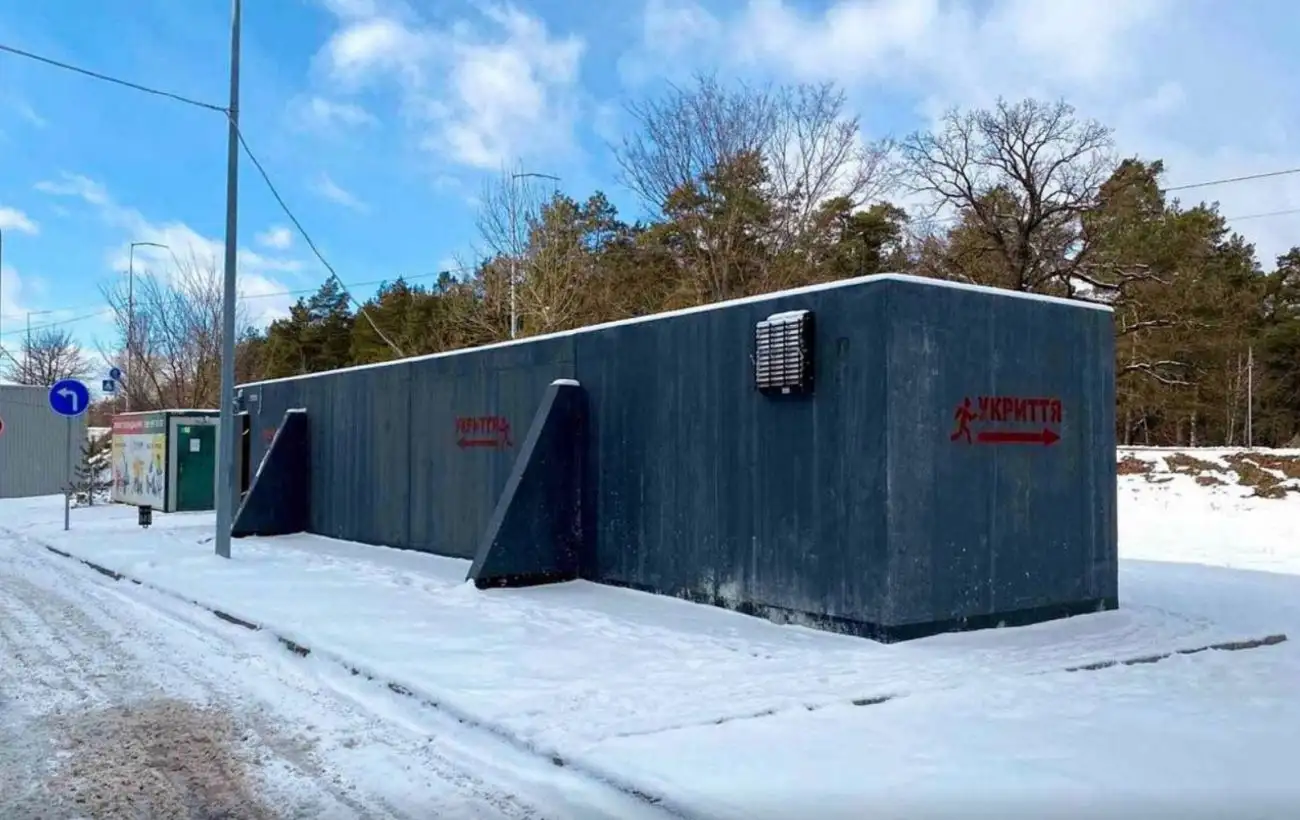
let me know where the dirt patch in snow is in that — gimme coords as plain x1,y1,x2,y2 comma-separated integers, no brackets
1119,449,1300,499
1223,453,1300,499
39,697,277,819
1117,455,1153,475
1163,452,1222,475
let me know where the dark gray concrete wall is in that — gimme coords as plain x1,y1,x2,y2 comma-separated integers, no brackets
882,280,1118,633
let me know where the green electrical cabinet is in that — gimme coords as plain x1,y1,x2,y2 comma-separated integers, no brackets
110,410,221,513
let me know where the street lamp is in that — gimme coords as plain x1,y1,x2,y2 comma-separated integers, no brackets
508,171,560,339
126,241,170,411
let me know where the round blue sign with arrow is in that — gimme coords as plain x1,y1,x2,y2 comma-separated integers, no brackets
108,366,123,381
49,379,90,418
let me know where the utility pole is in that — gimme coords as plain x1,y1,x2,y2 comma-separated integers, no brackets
126,241,169,412
214,0,242,561
507,171,560,339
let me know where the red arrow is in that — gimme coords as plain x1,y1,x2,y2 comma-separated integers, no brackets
976,428,1060,446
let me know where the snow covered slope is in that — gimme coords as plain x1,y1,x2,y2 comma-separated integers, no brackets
1120,446,1300,499
1,448,1298,818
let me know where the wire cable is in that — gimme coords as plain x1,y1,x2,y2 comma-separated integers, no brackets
0,310,111,338
231,119,406,357
1164,167,1300,193
912,198,1300,231
1225,207,1300,222
0,265,476,340
3,38,1297,197
3,36,1296,344
0,43,227,113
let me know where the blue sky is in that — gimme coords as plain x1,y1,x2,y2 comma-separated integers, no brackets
1,0,1298,375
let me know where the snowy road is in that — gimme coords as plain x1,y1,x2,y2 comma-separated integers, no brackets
0,535,656,820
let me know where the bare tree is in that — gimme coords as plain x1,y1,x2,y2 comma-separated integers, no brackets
474,167,590,337
765,83,896,250
900,97,1116,294
518,197,596,334
615,74,779,213
98,252,253,411
615,74,894,235
475,166,551,262
614,74,896,300
1,326,93,386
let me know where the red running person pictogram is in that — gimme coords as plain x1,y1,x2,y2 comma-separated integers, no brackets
950,397,977,443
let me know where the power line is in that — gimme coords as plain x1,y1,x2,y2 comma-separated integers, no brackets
5,192,1293,335
4,37,1298,199
3,35,1296,337
231,119,407,357
0,310,110,338
239,267,472,301
1228,207,1300,222
0,42,227,113
914,198,1300,231
2,263,474,322
0,264,476,340
1164,167,1300,193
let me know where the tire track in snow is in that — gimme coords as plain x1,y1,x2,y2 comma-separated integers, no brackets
0,537,563,820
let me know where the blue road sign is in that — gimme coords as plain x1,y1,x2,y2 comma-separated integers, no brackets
102,379,117,394
49,379,91,418
108,366,123,381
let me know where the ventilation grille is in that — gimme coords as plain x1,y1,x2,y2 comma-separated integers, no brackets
754,309,814,396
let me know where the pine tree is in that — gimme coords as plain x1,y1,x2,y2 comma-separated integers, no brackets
70,432,112,507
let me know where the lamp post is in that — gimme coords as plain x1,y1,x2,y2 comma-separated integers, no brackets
126,241,170,411
508,171,560,339
214,0,242,561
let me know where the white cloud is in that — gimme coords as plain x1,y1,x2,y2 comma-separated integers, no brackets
34,174,110,207
0,263,35,325
311,173,368,211
626,0,1166,103
256,225,294,250
291,95,379,131
0,206,38,235
624,0,1300,265
0,265,80,367
316,3,585,169
326,17,427,84
32,172,302,325
319,0,386,20
0,91,46,130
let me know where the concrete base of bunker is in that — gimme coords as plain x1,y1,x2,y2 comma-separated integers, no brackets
232,410,310,538
469,380,589,588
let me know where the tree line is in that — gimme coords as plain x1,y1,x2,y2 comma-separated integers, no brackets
9,76,1297,447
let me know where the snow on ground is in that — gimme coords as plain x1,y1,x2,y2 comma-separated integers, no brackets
0,533,670,819
1,447,1298,818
